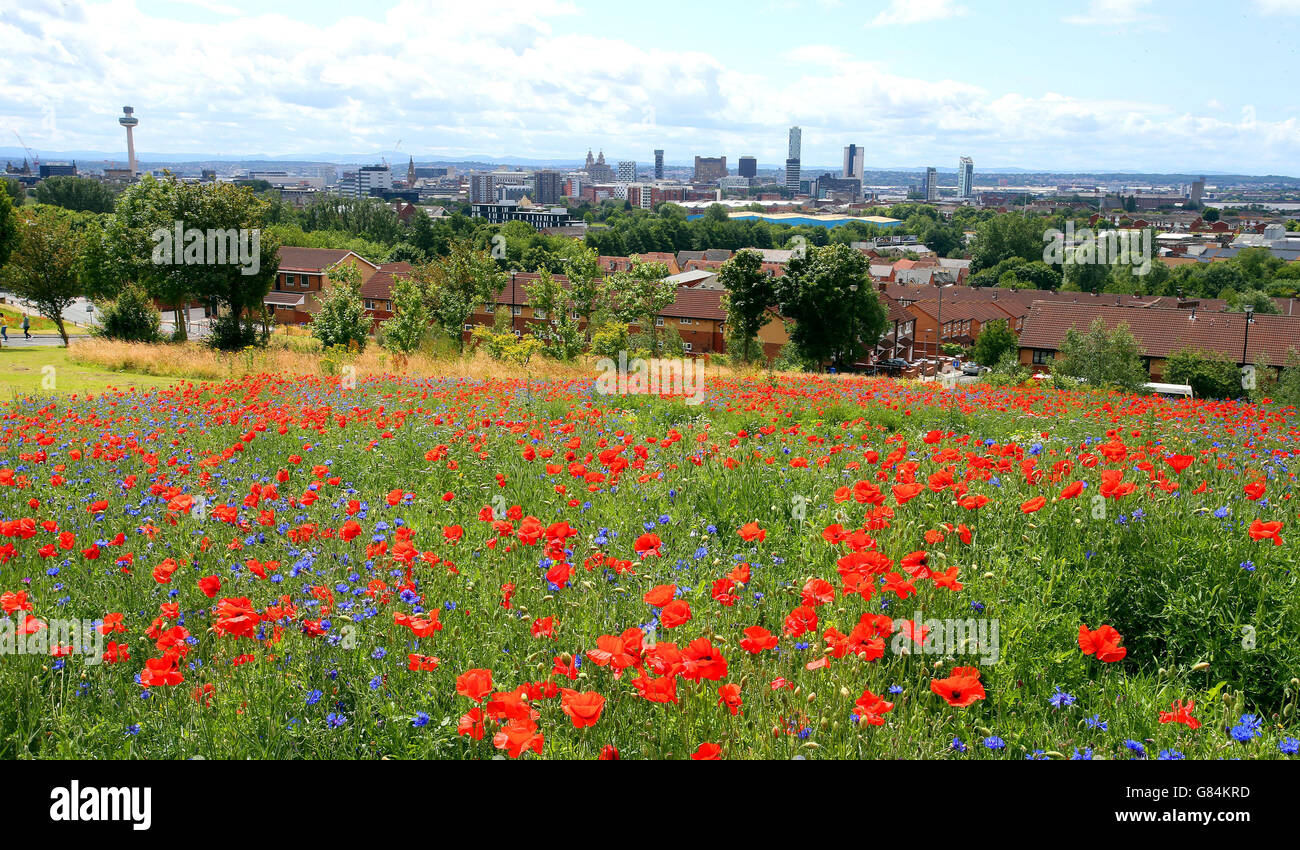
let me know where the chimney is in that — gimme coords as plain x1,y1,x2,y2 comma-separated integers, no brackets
1189,308,1197,321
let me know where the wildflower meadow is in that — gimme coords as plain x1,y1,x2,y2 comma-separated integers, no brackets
1,372,1298,761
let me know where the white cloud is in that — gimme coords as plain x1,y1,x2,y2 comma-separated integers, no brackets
1254,0,1300,14
0,0,1295,173
868,0,967,27
1064,0,1157,26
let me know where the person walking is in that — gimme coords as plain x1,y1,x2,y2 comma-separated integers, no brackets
22,313,31,340
0,316,8,343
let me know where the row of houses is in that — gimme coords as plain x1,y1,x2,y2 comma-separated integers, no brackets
262,246,1300,379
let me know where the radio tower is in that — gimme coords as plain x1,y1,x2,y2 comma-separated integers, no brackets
118,106,139,175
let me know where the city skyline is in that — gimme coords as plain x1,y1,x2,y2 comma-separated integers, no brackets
1,0,1298,174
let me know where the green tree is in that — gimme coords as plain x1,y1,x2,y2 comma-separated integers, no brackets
1277,349,1300,408
1202,207,1220,223
379,275,429,356
1052,318,1148,392
1,205,84,345
32,176,118,213
971,319,1017,367
103,176,279,348
775,242,887,370
969,213,1046,273
414,239,505,354
561,245,610,342
96,283,161,343
718,249,776,363
523,269,584,360
0,190,17,269
1164,348,1243,400
610,260,675,356
310,265,370,351
1,177,23,208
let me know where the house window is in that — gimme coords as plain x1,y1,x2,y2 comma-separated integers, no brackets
571,310,581,320
463,324,474,331
512,306,522,316
534,309,548,320
364,300,375,310
655,317,665,327
1033,349,1052,365
680,318,692,325
684,342,693,352
284,274,295,287
483,302,495,312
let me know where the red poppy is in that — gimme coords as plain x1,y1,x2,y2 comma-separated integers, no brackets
1078,624,1127,662
691,742,722,760
717,683,743,715
1249,519,1283,546
1158,699,1201,730
456,668,494,703
560,689,606,728
740,625,778,654
930,666,986,707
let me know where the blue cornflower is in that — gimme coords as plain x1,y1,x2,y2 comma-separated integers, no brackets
1229,714,1263,743
412,712,430,728
306,689,323,705
1123,739,1147,758
951,737,967,753
1279,737,1299,756
326,712,348,728
1070,747,1094,760
1049,688,1076,708
984,736,1006,750
1157,749,1185,760
1085,714,1108,731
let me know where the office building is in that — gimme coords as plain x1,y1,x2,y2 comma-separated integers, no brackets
738,156,757,179
786,126,802,193
533,170,563,205
843,144,864,181
693,156,728,183
338,165,394,199
923,167,938,202
617,161,637,183
654,149,664,180
958,157,974,199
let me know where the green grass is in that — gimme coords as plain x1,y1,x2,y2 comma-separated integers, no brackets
0,347,180,399
0,304,90,336
0,372,1296,760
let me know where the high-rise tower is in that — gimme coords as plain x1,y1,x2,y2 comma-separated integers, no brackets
118,106,139,175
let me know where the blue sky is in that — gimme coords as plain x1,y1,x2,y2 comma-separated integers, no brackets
1,0,1298,173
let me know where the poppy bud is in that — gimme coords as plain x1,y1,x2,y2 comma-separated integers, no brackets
806,692,816,703
839,686,851,698
1191,661,1210,671
982,572,995,579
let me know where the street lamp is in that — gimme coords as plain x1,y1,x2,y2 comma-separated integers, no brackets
849,283,858,372
1242,303,1255,365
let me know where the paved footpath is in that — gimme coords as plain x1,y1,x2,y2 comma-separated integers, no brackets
0,334,70,348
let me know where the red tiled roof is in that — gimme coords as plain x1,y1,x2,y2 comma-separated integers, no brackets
1017,302,1300,367
277,247,354,272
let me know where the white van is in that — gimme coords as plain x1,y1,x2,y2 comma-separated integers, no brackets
1142,382,1195,400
